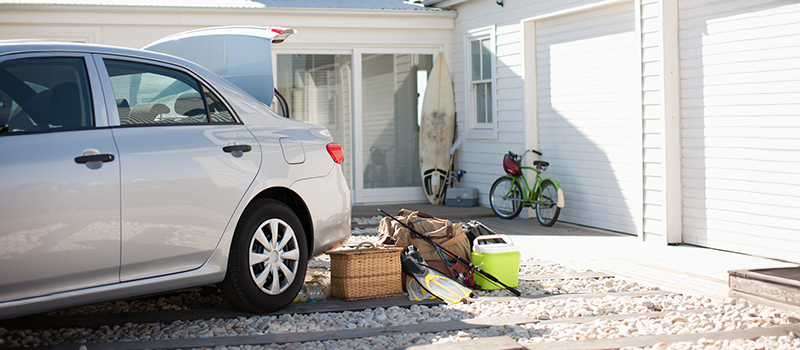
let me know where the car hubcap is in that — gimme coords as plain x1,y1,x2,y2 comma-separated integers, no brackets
248,218,300,295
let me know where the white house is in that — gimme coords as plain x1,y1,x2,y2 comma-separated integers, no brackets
1,0,798,263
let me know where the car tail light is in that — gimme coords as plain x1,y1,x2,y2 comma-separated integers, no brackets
268,27,295,35
327,143,344,164
503,154,520,177
268,27,296,44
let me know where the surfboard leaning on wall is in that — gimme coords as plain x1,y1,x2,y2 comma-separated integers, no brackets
419,53,455,205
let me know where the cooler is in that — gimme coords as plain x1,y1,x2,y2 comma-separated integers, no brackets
470,235,520,290
445,187,478,207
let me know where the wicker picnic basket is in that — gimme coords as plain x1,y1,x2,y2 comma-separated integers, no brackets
327,242,404,301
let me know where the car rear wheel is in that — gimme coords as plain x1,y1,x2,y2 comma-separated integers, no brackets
221,199,308,312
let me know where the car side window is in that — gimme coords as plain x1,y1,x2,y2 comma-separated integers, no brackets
0,57,94,134
203,86,235,123
104,59,235,126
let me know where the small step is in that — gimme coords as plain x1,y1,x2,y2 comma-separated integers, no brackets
729,267,800,312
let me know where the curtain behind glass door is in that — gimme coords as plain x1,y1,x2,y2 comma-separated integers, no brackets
276,54,353,187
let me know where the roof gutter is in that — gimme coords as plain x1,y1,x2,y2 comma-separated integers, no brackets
422,0,469,8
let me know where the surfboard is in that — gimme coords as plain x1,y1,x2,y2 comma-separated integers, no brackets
420,53,455,205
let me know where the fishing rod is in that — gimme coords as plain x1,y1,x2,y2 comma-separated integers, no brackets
409,216,461,281
378,208,521,297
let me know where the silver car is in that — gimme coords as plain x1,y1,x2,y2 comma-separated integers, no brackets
0,27,351,320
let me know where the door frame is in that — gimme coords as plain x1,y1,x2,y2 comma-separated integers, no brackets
353,47,442,204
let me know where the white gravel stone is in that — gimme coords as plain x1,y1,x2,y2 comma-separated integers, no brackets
351,216,383,226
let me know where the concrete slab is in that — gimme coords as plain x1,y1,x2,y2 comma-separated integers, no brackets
353,201,494,220
729,267,800,311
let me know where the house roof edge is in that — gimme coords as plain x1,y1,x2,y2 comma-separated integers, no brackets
422,0,468,8
0,3,458,17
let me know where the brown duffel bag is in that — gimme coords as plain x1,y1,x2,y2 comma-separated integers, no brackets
378,209,471,278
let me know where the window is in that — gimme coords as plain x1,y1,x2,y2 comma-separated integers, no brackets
469,36,493,128
0,57,94,134
104,60,235,126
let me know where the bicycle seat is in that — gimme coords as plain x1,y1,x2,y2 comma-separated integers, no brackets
533,160,549,167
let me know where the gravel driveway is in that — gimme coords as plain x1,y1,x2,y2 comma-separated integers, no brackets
1,217,799,350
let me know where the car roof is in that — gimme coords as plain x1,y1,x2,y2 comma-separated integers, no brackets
0,40,264,111
0,41,206,73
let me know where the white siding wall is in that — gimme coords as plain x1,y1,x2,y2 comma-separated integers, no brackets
679,0,800,262
535,2,641,234
449,0,624,207
449,1,525,204
641,0,667,239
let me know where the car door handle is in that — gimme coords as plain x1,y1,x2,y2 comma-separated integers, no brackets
75,154,115,164
223,144,252,153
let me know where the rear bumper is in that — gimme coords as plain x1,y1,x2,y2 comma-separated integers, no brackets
292,167,351,257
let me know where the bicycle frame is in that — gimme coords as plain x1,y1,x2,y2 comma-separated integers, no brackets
502,154,563,208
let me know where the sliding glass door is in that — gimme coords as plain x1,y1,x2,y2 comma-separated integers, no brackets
356,52,433,203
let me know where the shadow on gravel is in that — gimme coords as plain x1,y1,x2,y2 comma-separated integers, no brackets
474,217,632,238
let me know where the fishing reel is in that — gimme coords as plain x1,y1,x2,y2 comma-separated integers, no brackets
455,169,467,182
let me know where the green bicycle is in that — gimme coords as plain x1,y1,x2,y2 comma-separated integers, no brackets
489,149,565,225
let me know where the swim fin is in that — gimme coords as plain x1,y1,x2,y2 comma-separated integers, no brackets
401,246,472,305
405,274,437,301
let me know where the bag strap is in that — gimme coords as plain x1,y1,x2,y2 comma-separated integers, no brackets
405,212,454,238
416,233,467,254
415,211,435,219
397,208,435,220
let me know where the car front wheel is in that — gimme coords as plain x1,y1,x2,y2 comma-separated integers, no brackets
221,199,308,313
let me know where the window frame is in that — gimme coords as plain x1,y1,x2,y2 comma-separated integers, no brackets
464,26,498,139
92,54,241,127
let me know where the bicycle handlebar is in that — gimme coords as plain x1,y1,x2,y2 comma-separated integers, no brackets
508,149,543,160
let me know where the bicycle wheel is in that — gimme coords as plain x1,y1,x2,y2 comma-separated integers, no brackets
535,180,561,226
490,177,523,219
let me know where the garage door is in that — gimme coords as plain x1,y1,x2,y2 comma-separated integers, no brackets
680,0,800,262
536,2,641,234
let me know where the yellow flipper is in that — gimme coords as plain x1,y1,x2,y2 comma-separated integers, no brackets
405,274,436,301
422,272,472,305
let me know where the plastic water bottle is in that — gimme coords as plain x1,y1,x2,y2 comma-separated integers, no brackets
293,275,330,303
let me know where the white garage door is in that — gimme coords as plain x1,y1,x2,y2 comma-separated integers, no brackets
536,2,641,234
680,0,800,262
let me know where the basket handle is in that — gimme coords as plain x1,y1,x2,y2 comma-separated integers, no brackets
357,241,376,250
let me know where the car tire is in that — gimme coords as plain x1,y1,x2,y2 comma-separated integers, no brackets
221,199,308,313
